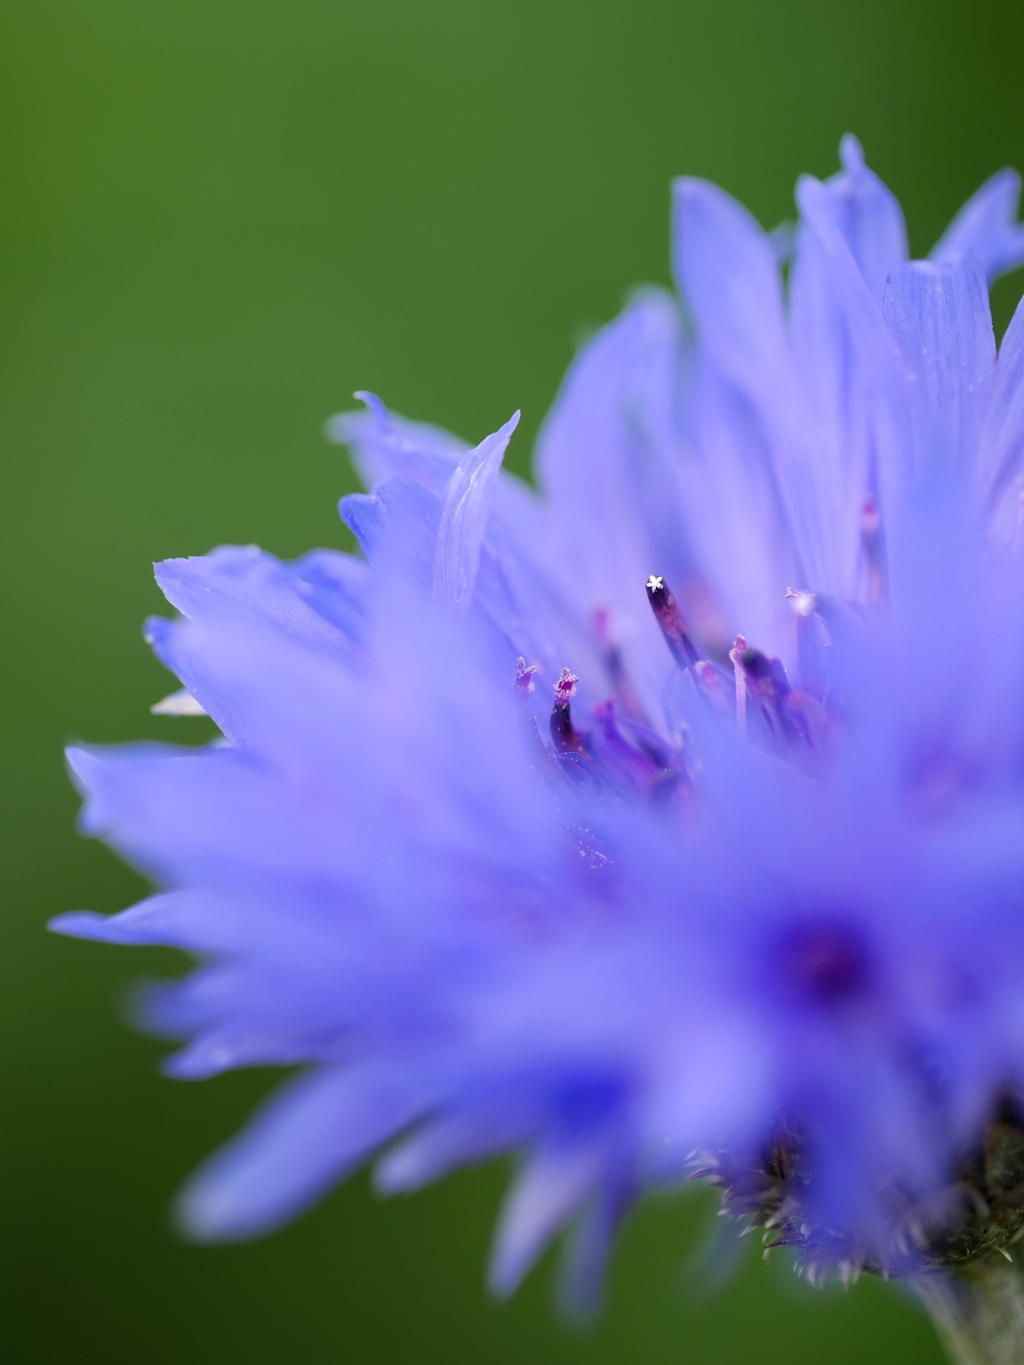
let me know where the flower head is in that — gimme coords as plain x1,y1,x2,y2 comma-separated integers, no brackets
53,136,1024,1302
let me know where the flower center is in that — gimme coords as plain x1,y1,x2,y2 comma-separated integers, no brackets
776,920,870,1005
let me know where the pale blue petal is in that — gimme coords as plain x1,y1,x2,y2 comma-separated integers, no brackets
488,1140,609,1297
883,252,996,471
789,173,909,594
50,890,219,949
177,1066,433,1239
155,545,366,662
339,475,441,592
433,411,520,615
824,134,908,303
375,1095,540,1193
981,293,1024,540
679,362,796,655
558,1172,632,1316
533,291,691,718
931,169,1024,283
672,177,792,422
326,391,467,496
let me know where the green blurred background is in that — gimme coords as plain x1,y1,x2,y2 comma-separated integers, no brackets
2,0,1023,1359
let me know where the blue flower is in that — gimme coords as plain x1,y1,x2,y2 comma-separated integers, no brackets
52,136,1024,1299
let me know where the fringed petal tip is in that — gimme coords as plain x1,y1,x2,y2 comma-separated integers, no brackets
172,1170,259,1244
64,744,102,794
323,390,388,445
151,688,207,717
142,613,176,656
487,1141,608,1300
372,1143,426,1195
47,911,114,941
433,410,520,615
931,167,1024,284
839,132,866,172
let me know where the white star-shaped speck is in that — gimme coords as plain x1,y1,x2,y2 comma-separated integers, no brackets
646,575,664,592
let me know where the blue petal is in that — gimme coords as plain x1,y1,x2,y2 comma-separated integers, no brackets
883,252,995,472
339,474,440,587
558,1172,631,1316
68,589,557,895
177,1065,434,1239
931,168,1024,283
375,1088,544,1193
51,890,283,957
533,291,691,716
286,549,370,638
672,177,791,420
433,411,520,615
981,292,1024,539
680,363,797,655
488,1139,609,1296
64,740,333,886
50,891,212,949
331,396,562,666
824,134,908,303
326,391,467,496
789,173,908,593
155,545,366,662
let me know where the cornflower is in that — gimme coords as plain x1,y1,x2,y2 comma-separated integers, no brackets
54,137,1024,1363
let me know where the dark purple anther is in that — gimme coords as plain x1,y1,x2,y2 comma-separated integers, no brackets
738,646,804,747
645,575,700,672
550,668,588,756
738,646,777,695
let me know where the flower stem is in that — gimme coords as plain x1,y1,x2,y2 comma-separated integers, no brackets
915,1258,1024,1365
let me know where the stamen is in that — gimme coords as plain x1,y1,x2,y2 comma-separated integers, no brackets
694,660,729,714
592,699,663,789
740,648,782,700
554,667,578,706
512,657,556,776
515,656,538,697
785,587,817,618
786,589,830,700
737,647,823,755
593,607,645,720
738,646,795,744
861,494,887,609
550,668,588,756
729,635,748,737
645,575,700,672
